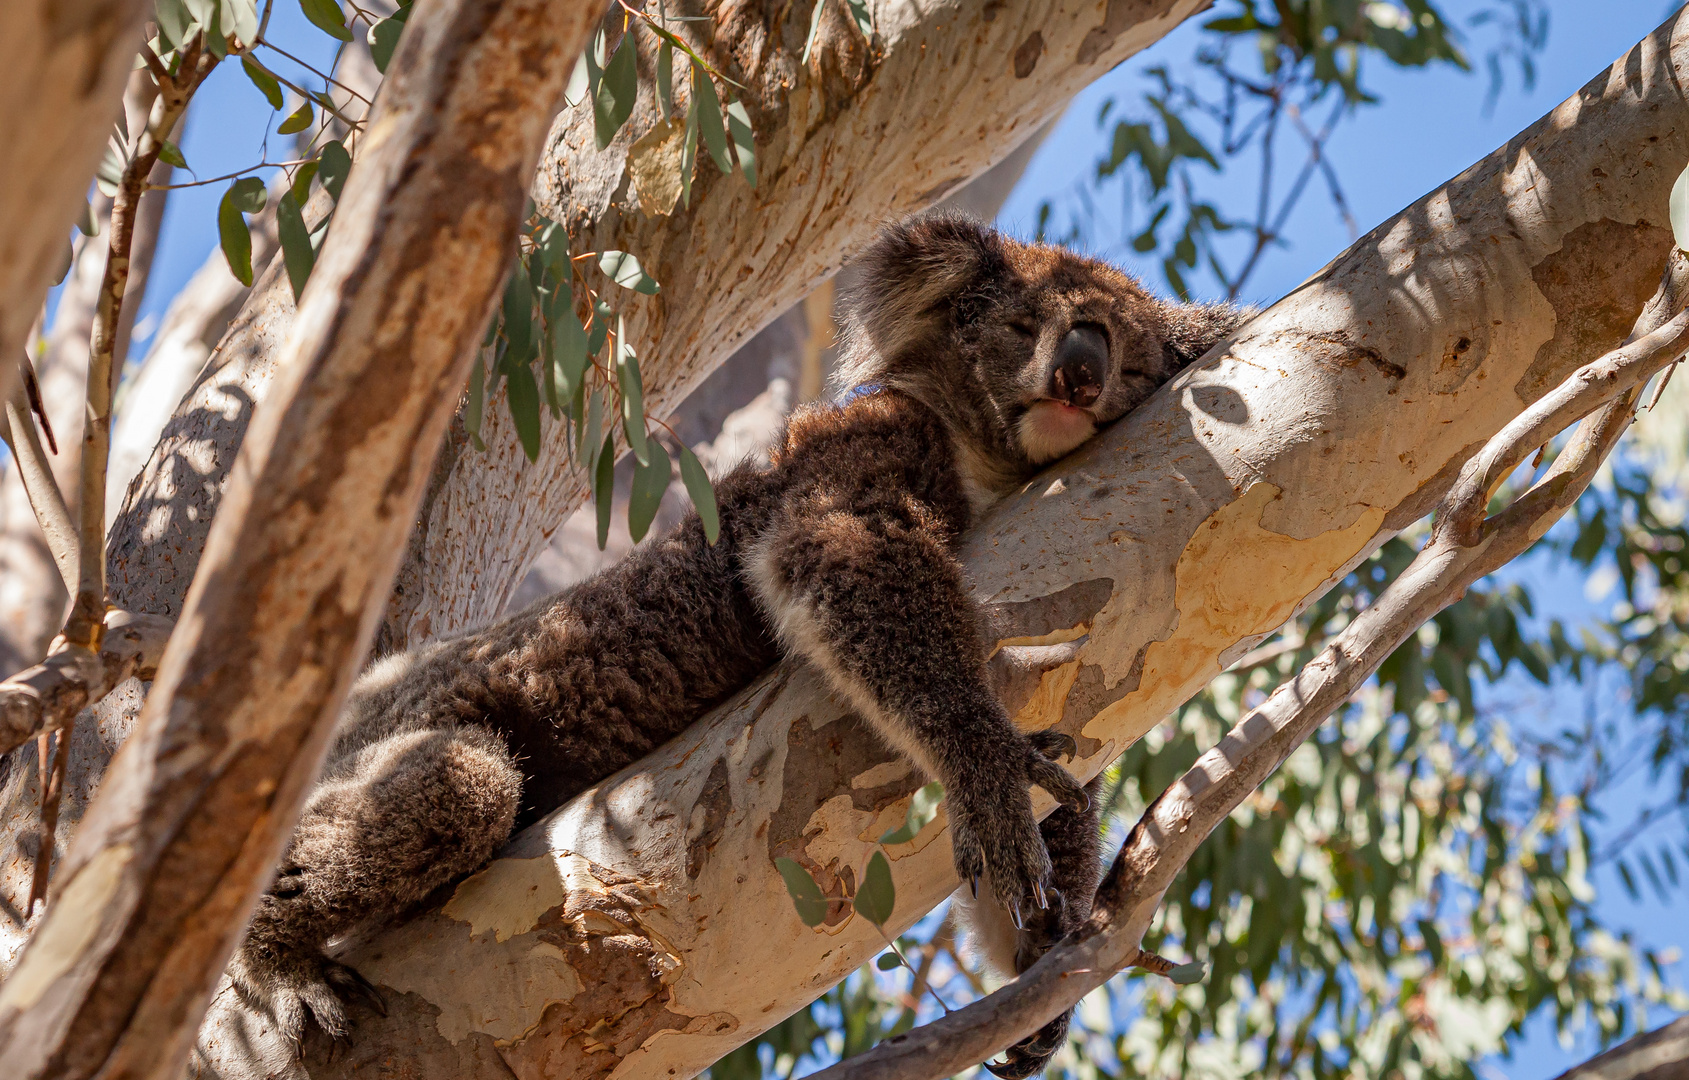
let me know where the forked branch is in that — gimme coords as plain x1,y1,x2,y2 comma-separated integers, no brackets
809,250,1689,1080
0,610,175,757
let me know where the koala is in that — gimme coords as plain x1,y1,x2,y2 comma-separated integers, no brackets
227,211,1247,1075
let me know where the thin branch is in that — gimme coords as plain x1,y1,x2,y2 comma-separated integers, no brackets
807,250,1689,1080
254,40,374,106
0,610,175,757
0,383,76,590
148,158,312,190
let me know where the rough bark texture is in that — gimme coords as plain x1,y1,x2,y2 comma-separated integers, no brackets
191,11,1689,1080
102,0,1209,647
0,0,153,413
0,2,592,1077
1552,1016,1689,1080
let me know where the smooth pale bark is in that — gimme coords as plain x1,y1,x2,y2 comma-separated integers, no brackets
101,0,1210,646
0,2,592,1077
191,12,1689,1080
0,0,152,413
1551,1016,1689,1080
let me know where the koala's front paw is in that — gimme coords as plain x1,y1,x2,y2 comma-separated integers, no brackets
230,932,385,1048
949,735,1089,924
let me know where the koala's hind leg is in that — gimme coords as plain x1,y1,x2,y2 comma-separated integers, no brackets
229,722,522,1043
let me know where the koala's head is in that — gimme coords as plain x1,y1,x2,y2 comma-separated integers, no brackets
837,212,1233,486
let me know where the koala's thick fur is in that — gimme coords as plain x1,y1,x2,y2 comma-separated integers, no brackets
228,212,1247,1075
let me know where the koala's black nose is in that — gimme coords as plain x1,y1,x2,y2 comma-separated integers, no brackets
1047,324,1108,409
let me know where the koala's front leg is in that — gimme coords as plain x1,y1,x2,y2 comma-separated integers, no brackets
748,508,1089,922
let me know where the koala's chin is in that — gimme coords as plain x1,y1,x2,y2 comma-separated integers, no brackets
1016,401,1099,464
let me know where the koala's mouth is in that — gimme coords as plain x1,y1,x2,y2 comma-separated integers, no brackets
1016,399,1098,464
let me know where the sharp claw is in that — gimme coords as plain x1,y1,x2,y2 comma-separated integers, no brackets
1010,899,1025,930
1033,881,1049,910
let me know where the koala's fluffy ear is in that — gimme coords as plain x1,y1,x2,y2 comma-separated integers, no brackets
1160,300,1254,370
836,212,1008,387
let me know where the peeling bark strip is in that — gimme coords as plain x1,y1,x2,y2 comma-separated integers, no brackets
0,0,152,412
195,14,1689,1080
0,2,594,1077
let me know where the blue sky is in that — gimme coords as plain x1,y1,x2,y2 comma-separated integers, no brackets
97,1,1689,1075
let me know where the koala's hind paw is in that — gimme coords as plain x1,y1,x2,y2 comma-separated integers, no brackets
231,946,385,1047
983,1008,1072,1080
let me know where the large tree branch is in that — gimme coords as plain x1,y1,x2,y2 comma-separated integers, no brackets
0,2,594,1076
193,12,1689,1079
1552,1016,1689,1080
0,0,153,412
804,254,1689,1080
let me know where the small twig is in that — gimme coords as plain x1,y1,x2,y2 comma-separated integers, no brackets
0,385,77,590
148,158,312,190
255,41,374,106
18,355,56,453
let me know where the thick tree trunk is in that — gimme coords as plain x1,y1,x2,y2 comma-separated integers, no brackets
192,11,1689,1080
0,0,152,412
0,2,593,1077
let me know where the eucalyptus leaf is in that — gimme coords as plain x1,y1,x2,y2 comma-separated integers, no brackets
876,952,903,971
564,52,590,108
842,0,873,38
230,175,266,214
157,140,187,169
1168,962,1206,985
242,57,284,109
277,100,314,135
218,185,254,286
277,190,315,300
290,160,319,203
680,89,700,208
616,316,650,465
879,781,944,845
678,443,719,544
628,440,671,543
75,201,100,238
693,68,732,174
299,0,353,41
725,100,756,188
774,858,830,928
801,0,826,64
504,352,542,463
318,140,351,200
368,6,410,73
852,850,895,927
466,357,486,451
549,285,590,401
503,260,534,362
599,250,660,294
656,40,674,119
155,0,194,51
586,299,612,356
48,236,73,287
221,0,259,43
594,30,638,150
594,432,616,549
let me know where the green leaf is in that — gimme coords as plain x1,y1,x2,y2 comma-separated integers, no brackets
616,316,650,465
318,140,351,201
774,858,830,928
242,57,284,109
581,386,604,469
564,51,590,108
156,139,187,169
594,432,616,549
95,126,128,198
594,30,638,150
504,351,542,463
290,160,319,203
586,300,612,356
599,250,660,294
1168,962,1206,985
628,439,670,543
155,0,194,52
725,100,756,188
299,0,353,41
466,357,486,451
277,100,314,135
876,952,903,971
368,6,410,74
879,781,944,845
536,220,570,284
852,850,895,926
842,0,873,38
277,191,315,300
1672,162,1689,253
221,0,259,43
677,443,718,544
548,285,590,401
693,69,732,174
656,40,674,119
680,89,700,208
218,185,254,286
230,175,266,214
503,260,534,362
75,201,100,238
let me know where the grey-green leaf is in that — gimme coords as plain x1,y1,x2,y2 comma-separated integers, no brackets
876,952,903,971
725,100,756,188
155,0,194,51
466,357,487,451
677,443,719,544
843,0,874,38
503,260,534,361
628,440,671,544
505,353,542,463
157,140,187,169
1168,962,1206,985
656,40,674,120
277,100,314,135
318,140,352,201
599,250,660,294
290,160,319,204
218,186,254,286
594,432,616,549
853,850,895,927
879,781,944,845
276,191,315,300
299,0,353,41
594,30,638,150
242,56,284,109
616,316,650,465
774,858,830,928
564,52,590,108
230,175,266,214
680,89,700,208
75,201,100,238
801,0,826,64
368,6,409,74
549,286,589,400
222,0,259,43
693,69,732,174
